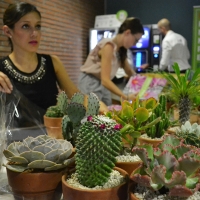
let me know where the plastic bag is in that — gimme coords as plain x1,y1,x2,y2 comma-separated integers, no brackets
0,85,48,196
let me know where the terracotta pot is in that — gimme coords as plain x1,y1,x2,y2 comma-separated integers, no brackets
138,136,163,147
62,167,129,200
115,161,142,175
6,168,65,200
43,115,63,139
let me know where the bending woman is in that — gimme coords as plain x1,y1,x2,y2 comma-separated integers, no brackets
78,18,145,106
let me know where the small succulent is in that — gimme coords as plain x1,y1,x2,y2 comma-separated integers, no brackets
75,115,122,188
3,135,74,172
130,134,200,197
176,121,200,147
45,91,68,118
62,92,100,146
106,96,161,150
145,94,173,138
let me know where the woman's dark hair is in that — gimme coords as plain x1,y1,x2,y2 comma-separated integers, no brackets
3,2,41,52
118,17,144,68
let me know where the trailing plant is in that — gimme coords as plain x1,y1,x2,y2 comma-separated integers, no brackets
106,96,161,150
75,115,122,188
130,134,200,198
145,94,173,138
3,135,74,172
161,63,200,125
176,121,200,148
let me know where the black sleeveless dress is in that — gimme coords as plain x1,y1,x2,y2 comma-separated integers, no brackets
0,54,59,128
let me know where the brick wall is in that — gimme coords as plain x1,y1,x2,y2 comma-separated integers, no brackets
0,0,105,85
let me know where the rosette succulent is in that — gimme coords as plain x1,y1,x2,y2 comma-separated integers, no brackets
176,121,200,147
75,115,122,188
3,135,74,172
130,134,200,197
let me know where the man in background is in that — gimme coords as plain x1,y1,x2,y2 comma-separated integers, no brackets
157,18,191,72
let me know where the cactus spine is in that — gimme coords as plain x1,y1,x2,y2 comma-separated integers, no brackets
75,115,122,188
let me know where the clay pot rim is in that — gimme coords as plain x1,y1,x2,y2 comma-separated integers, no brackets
43,115,63,120
116,161,142,165
62,167,128,193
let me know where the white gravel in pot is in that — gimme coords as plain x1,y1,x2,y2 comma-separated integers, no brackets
139,133,164,140
133,184,200,200
66,169,125,190
116,153,141,162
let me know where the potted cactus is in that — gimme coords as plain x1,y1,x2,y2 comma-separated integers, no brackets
44,91,68,139
62,115,129,200
44,91,100,142
61,92,100,146
3,135,74,200
129,134,200,199
162,63,200,125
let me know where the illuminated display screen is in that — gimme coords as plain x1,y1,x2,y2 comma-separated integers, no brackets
132,27,150,49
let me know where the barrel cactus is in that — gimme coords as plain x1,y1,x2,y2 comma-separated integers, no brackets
3,135,74,172
75,115,122,188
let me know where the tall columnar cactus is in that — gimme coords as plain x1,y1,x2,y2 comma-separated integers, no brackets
131,134,200,197
75,115,122,188
146,94,172,138
62,92,100,146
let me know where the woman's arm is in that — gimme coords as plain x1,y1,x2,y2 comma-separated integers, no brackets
123,59,136,77
100,44,128,100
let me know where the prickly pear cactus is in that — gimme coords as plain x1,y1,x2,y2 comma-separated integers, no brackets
3,135,74,172
75,115,122,188
57,91,68,115
62,92,100,146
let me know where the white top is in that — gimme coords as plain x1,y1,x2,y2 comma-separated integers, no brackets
159,30,191,71
80,38,121,80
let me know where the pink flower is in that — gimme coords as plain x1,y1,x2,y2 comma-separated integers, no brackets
100,124,106,129
114,124,122,130
87,116,93,121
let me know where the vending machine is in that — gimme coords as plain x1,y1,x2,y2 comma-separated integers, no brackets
130,24,163,73
89,28,118,52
